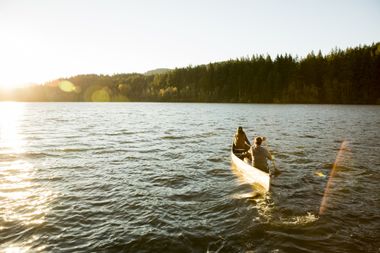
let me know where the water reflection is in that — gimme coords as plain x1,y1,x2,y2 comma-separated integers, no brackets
0,102,25,154
0,102,52,252
230,157,319,225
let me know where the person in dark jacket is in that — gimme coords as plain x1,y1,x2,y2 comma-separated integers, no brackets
233,126,251,152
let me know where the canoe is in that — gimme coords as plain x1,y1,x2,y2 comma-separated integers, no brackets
231,147,270,192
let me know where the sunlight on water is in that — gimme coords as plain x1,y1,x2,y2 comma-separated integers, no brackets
3,246,31,253
0,102,25,154
0,102,53,252
231,158,319,225
255,194,276,222
0,161,53,225
0,103,378,252
279,212,319,225
315,171,326,178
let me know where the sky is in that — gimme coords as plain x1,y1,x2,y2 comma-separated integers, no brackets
0,0,379,88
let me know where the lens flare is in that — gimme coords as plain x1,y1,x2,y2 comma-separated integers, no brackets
91,88,110,102
319,140,349,215
58,80,76,93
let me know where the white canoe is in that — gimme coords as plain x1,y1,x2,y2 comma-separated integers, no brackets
231,149,270,192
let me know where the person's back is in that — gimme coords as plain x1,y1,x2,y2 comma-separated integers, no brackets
250,137,272,172
233,126,250,151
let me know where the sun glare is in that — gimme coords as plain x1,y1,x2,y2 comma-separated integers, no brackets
0,81,31,92
0,73,29,90
0,102,55,252
0,102,26,153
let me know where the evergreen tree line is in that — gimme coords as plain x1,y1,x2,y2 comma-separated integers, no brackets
2,42,379,104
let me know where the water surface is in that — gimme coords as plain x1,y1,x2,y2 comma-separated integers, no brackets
0,102,379,252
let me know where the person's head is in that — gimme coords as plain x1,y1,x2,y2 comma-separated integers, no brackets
255,137,262,146
237,126,243,133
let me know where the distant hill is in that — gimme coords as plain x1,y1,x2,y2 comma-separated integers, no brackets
144,68,171,75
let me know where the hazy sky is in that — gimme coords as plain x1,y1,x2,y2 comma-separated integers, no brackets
0,0,379,87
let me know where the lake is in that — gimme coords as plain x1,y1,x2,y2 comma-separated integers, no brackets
0,102,379,252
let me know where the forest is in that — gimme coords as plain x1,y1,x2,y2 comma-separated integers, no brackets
1,43,379,104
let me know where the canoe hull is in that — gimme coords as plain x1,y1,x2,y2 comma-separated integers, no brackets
231,150,270,192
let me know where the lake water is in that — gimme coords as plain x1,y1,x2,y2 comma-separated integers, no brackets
0,102,379,253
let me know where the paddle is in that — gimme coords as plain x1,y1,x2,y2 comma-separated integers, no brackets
262,137,281,176
270,157,281,176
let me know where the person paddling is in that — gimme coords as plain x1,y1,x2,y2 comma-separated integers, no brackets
233,126,251,152
247,136,273,173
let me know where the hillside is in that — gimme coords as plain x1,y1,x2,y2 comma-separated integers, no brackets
1,43,379,104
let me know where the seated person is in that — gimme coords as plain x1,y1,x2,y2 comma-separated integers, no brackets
246,136,272,173
233,126,251,153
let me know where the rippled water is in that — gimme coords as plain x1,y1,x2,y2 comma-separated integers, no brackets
1,102,379,253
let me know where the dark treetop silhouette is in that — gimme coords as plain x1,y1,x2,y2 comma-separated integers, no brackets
1,43,379,104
